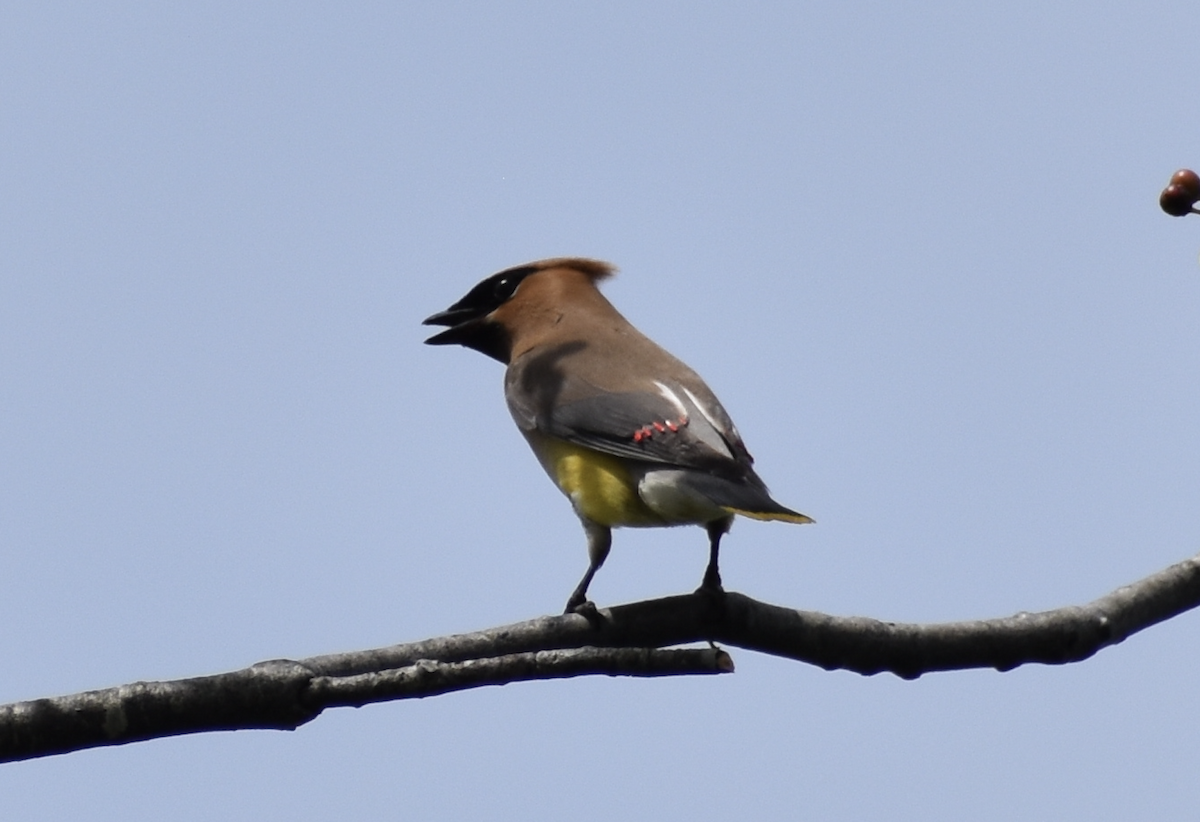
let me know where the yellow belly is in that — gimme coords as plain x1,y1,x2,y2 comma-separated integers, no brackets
532,436,663,527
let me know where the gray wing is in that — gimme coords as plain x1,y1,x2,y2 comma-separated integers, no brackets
550,388,739,466
506,360,754,476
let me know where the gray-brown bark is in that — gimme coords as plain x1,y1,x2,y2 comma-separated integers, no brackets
3,549,1199,764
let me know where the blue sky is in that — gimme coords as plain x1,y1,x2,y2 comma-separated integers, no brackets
4,3,1200,819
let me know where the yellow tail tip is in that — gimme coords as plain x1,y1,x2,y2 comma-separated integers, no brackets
724,508,815,525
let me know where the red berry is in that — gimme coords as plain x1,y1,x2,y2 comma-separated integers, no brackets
1170,168,1200,200
1160,184,1196,217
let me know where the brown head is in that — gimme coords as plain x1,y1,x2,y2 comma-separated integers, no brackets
423,258,620,363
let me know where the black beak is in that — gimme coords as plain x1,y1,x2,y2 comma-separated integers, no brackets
422,306,478,328
424,322,485,347
421,301,510,362
422,305,488,346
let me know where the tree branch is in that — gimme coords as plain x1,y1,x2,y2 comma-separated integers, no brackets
3,550,1199,763
0,647,731,763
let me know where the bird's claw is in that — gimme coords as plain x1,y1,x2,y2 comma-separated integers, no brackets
565,598,604,627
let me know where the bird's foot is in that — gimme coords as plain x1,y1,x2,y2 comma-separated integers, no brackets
565,598,604,627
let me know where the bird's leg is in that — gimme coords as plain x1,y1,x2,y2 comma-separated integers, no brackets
699,517,733,594
564,519,612,614
564,566,598,615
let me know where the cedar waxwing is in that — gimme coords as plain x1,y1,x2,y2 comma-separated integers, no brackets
424,258,812,612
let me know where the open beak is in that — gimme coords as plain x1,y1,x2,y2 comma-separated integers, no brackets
421,292,510,363
422,305,489,346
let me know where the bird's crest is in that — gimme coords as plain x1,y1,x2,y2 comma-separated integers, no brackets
525,258,615,283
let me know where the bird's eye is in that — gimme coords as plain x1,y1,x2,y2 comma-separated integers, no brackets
493,276,519,302
471,265,536,310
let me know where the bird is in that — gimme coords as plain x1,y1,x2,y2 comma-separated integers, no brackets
423,258,812,613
